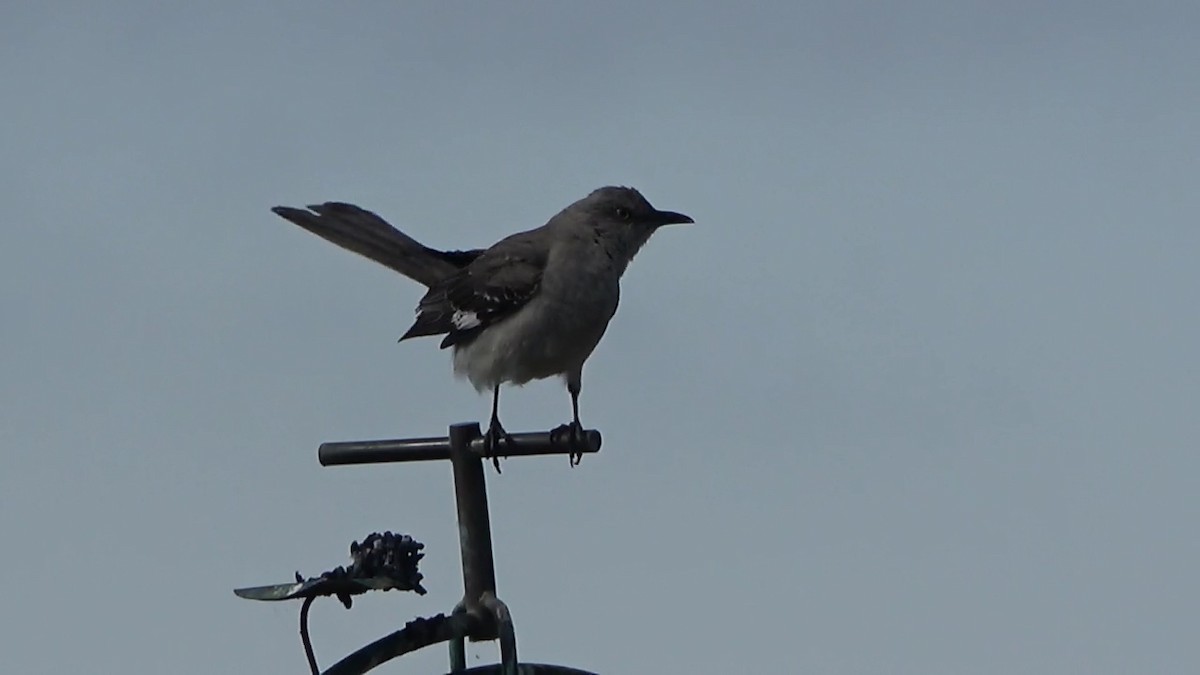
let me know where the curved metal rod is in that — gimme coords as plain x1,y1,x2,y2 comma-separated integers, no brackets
322,613,478,675
300,596,318,675
444,658,597,667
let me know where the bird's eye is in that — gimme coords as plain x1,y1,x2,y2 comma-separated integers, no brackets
614,206,631,220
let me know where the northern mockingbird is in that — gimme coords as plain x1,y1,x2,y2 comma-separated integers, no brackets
272,186,693,468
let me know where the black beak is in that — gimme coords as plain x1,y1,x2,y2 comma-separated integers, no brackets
653,209,695,226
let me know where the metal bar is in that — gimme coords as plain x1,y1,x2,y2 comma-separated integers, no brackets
449,423,499,640
318,427,601,466
448,633,467,672
448,603,468,672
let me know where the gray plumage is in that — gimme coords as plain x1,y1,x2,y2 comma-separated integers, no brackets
272,186,692,463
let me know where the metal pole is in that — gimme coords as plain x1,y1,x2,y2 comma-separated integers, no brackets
448,423,498,640
447,604,468,672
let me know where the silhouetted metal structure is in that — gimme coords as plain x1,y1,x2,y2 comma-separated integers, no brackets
236,422,602,674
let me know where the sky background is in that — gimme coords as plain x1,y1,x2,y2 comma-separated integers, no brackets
2,2,1198,673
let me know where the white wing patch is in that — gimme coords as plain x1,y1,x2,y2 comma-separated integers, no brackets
451,309,481,330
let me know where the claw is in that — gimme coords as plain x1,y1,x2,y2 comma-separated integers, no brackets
483,420,514,473
553,421,587,467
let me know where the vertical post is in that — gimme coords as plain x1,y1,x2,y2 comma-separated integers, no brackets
448,422,498,639
447,606,467,673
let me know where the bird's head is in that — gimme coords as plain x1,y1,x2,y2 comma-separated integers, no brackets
564,186,693,260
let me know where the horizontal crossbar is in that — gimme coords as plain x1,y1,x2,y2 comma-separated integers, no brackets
318,426,602,466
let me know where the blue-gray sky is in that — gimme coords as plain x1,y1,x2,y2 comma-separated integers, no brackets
3,2,1198,673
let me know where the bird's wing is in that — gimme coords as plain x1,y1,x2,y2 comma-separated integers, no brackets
271,202,482,287
400,233,547,348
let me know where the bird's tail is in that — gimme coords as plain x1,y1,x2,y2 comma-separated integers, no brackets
271,202,478,288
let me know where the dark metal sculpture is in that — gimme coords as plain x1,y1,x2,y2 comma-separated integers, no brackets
236,422,602,674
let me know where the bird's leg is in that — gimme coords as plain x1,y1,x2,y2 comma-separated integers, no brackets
557,378,585,466
483,384,513,473
568,386,585,466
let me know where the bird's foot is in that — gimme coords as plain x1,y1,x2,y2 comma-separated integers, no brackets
483,419,514,473
552,421,587,467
